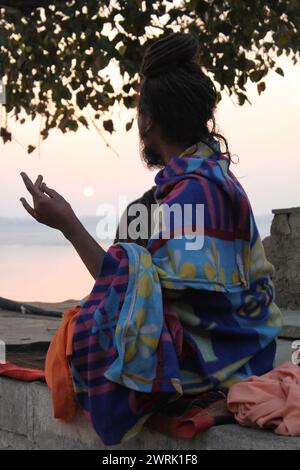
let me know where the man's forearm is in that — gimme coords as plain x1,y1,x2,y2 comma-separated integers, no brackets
63,217,106,279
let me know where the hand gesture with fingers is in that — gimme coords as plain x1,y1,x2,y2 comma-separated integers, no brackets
20,172,105,279
20,172,78,237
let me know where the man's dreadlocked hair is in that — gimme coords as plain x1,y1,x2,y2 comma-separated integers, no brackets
138,32,231,162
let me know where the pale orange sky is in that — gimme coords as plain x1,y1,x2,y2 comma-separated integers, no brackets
1,56,299,220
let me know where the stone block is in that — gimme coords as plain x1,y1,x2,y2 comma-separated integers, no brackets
0,378,30,436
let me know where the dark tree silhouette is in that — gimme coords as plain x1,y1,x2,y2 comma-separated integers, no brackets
0,0,299,151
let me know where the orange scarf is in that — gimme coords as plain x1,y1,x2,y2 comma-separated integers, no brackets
45,306,80,421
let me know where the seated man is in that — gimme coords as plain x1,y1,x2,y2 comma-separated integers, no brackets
20,32,282,445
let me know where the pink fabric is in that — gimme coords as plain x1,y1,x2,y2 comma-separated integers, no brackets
227,362,300,436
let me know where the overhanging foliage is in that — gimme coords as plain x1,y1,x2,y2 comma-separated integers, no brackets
0,0,299,151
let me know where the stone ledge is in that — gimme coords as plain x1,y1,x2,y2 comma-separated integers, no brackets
272,207,300,215
280,309,300,339
0,377,300,450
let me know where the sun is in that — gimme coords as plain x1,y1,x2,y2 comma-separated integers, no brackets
83,187,95,197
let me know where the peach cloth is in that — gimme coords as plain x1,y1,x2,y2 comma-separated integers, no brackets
227,362,300,436
45,306,81,421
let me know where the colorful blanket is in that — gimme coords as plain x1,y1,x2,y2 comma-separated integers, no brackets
71,139,282,445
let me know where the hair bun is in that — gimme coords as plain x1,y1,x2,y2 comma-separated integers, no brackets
140,32,199,79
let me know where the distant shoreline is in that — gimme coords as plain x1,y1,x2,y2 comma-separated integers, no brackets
0,213,273,245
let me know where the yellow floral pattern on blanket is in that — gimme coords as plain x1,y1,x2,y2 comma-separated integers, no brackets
124,307,159,364
236,235,282,325
154,236,246,293
249,237,275,281
118,247,162,386
203,239,240,291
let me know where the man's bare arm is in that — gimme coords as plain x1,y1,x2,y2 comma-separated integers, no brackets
20,172,105,279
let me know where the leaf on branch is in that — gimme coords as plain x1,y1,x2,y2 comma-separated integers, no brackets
59,118,78,132
61,87,72,101
124,94,138,108
27,145,36,154
104,83,114,94
257,82,266,95
41,128,49,140
123,83,131,94
126,119,134,131
78,116,88,127
249,70,265,83
92,54,110,73
118,44,127,57
216,91,222,104
237,93,247,106
76,91,86,110
71,79,81,91
0,127,12,143
275,67,284,77
103,119,114,134
67,120,78,132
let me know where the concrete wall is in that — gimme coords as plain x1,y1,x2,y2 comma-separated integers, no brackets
263,207,300,310
1,377,300,450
